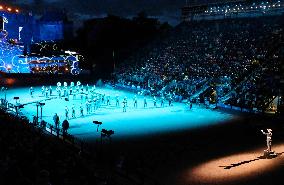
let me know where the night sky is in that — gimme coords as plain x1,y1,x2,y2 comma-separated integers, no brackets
3,0,215,26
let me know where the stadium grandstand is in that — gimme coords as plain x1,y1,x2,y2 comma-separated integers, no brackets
115,0,284,115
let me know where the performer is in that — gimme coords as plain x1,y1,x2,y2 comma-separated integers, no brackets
124,96,128,106
57,82,62,88
106,95,110,106
80,85,84,93
69,86,73,95
93,97,97,111
86,84,89,92
75,84,80,94
80,88,84,100
76,81,81,87
70,82,75,88
186,99,191,109
123,98,127,112
63,86,68,97
65,106,69,120
261,129,273,152
153,96,157,107
71,104,76,118
169,96,173,106
197,97,201,107
133,95,138,108
86,100,91,114
41,86,45,96
92,85,96,92
101,94,105,104
63,82,68,88
144,97,147,108
29,87,34,98
161,96,165,107
45,87,49,98
49,86,52,96
73,90,76,100
116,95,119,107
80,103,84,116
56,86,61,98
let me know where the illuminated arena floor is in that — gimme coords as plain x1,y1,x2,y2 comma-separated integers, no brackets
2,85,237,140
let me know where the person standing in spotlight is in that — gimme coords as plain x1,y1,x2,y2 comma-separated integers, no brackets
261,129,273,152
65,106,69,120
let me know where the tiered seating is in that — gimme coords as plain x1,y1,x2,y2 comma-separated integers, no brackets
115,15,283,110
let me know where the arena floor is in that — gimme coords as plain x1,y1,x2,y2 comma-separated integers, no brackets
2,84,237,140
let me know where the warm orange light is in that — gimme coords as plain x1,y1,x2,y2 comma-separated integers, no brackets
7,7,12,12
0,6,3,10
15,9,19,13
182,144,284,185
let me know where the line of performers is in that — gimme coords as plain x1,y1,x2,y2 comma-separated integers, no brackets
30,81,178,120
63,93,175,119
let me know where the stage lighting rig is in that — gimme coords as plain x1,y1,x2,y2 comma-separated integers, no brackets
36,102,45,121
93,121,103,132
13,96,19,104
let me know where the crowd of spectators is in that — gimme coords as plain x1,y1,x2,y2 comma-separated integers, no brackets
115,14,283,111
